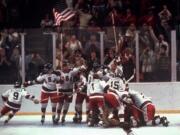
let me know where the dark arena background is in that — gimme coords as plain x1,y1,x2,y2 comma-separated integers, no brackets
0,0,180,135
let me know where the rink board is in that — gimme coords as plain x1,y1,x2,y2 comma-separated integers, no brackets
0,82,180,113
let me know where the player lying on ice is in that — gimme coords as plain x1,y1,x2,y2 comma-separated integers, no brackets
102,84,170,128
125,86,169,127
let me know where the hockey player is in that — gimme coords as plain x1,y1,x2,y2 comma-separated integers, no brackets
36,63,60,124
55,62,84,124
126,89,169,127
103,64,132,128
87,72,108,127
0,81,39,124
73,68,89,123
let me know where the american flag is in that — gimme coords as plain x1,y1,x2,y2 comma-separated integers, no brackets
53,8,76,26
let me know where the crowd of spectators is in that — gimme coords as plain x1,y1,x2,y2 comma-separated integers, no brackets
0,28,45,83
0,0,180,83
0,28,21,83
51,0,176,82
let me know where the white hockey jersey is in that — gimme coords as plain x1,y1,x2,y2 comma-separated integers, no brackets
128,89,152,108
88,79,107,96
56,67,79,91
2,88,31,110
37,73,60,92
106,77,128,100
107,77,126,92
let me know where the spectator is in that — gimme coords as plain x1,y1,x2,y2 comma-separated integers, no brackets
40,14,53,28
87,51,100,72
4,30,20,58
123,8,136,26
91,0,108,26
10,45,20,68
87,20,102,33
140,46,156,82
10,45,21,81
158,5,172,39
56,47,62,69
66,0,73,9
125,23,136,39
118,23,136,52
139,7,156,28
158,5,172,25
64,34,82,56
105,8,124,26
25,52,45,80
151,33,169,57
84,34,100,58
155,45,170,81
121,48,135,81
104,48,116,65
139,24,154,51
70,49,86,67
0,47,11,67
78,9,92,29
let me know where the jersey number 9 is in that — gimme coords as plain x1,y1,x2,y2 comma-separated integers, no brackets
13,92,19,100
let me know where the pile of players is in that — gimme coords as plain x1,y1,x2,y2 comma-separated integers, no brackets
84,58,169,129
0,56,169,130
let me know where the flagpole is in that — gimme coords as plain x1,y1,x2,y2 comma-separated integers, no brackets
111,13,118,54
60,31,63,70
53,7,76,69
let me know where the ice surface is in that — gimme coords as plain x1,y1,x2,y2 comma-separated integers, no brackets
0,114,180,135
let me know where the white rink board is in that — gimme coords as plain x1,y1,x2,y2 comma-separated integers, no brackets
0,82,180,113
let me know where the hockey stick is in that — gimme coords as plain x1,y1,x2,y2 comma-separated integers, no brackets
40,95,63,102
126,74,135,83
40,90,79,102
131,104,144,113
122,99,144,113
126,69,135,83
111,13,118,53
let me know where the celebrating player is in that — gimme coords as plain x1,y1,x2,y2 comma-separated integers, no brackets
126,89,169,127
73,68,89,123
55,61,84,124
87,71,108,127
103,63,131,128
36,63,60,125
0,81,39,124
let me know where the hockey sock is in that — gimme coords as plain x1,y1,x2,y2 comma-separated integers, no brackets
41,108,46,118
62,102,70,117
5,113,14,123
52,107,56,117
57,102,63,115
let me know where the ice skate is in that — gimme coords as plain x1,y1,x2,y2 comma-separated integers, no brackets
160,116,169,127
41,115,45,125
